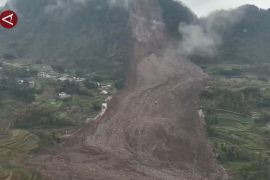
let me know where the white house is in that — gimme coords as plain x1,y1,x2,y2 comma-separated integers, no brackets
58,92,71,99
17,79,24,84
58,76,68,81
101,90,109,95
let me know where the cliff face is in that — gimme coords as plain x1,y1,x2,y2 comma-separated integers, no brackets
28,1,227,179
0,0,131,78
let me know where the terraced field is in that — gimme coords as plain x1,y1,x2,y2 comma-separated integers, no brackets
0,61,114,180
0,130,40,180
201,64,270,179
0,94,25,128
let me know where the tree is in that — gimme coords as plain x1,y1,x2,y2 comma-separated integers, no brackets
51,65,65,74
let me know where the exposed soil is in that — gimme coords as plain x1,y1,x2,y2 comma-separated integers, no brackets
28,0,227,179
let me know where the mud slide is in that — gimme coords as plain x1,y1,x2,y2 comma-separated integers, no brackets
28,0,227,179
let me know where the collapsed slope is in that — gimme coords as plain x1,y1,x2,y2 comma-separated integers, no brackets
28,0,227,179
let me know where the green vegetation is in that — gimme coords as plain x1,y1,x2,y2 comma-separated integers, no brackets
0,1,128,176
192,5,270,65
193,7,270,178
0,130,41,180
0,0,131,83
201,64,270,180
0,61,116,179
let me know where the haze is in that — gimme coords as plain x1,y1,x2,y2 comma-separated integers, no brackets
179,0,270,16
0,0,7,7
1,0,270,16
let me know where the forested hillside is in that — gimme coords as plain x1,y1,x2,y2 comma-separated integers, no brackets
1,0,270,179
0,0,131,80
194,5,270,180
193,5,270,64
0,0,133,179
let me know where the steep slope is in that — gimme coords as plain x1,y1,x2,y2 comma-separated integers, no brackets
0,0,131,79
193,5,270,64
221,5,270,63
28,0,226,179
190,4,270,180
157,0,197,37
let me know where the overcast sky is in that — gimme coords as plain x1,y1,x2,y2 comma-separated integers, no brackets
1,0,270,17
0,0,7,7
179,0,270,16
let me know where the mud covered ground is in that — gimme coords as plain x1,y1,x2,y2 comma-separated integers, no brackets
28,0,227,179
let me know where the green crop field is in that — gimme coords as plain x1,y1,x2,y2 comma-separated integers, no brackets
0,61,117,179
0,130,40,180
202,64,270,180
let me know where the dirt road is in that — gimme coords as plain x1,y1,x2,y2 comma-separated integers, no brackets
28,0,227,179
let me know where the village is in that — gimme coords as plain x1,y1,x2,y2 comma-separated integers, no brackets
0,61,113,99
0,60,115,139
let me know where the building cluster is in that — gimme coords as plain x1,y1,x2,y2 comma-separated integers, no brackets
99,84,112,95
38,71,85,82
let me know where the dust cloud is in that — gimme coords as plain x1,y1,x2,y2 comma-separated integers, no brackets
178,6,248,57
179,23,220,57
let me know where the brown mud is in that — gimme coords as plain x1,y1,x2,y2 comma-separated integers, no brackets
28,1,227,179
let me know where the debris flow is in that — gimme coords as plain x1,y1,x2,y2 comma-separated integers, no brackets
28,1,227,179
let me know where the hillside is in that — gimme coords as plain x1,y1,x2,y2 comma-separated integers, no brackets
26,0,226,179
220,5,270,63
0,0,131,80
1,0,270,180
0,0,133,179
193,4,270,180
193,5,270,64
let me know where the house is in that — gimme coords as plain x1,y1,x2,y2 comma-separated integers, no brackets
38,72,46,77
100,84,112,95
101,83,112,90
74,77,85,82
101,90,109,95
58,76,68,81
17,79,24,84
101,103,107,111
38,72,51,78
58,92,71,99
28,80,35,88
